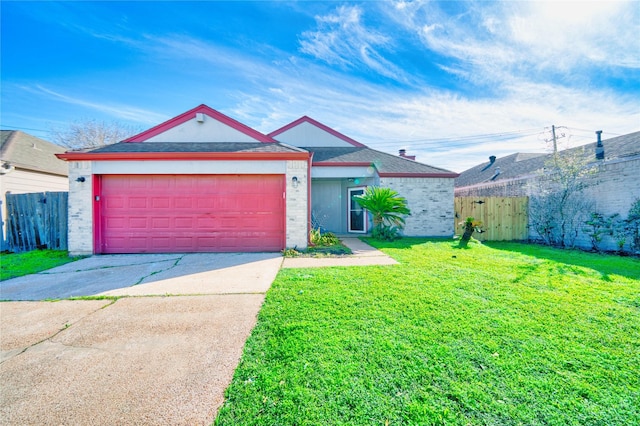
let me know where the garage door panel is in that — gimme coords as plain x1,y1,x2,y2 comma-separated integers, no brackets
99,175,285,253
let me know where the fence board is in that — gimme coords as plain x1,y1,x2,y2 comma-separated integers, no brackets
455,196,529,241
5,192,68,252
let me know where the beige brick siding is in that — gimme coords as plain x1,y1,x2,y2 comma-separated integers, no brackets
379,177,455,237
67,161,94,256
286,160,309,249
455,156,640,251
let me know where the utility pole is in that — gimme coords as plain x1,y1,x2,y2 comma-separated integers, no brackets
551,125,557,154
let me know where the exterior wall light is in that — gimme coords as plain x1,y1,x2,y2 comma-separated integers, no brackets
76,176,86,182
292,176,299,188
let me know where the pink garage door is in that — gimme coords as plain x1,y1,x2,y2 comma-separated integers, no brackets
97,175,285,253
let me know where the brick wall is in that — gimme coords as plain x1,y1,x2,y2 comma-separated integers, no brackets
67,161,94,256
379,177,455,237
455,156,640,251
286,160,309,249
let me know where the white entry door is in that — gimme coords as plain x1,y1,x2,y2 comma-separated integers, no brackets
348,187,367,233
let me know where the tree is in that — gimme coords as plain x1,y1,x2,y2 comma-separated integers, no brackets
529,146,598,248
50,119,140,150
354,186,411,240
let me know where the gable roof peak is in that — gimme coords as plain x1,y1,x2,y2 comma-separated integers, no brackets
269,116,366,147
123,104,277,143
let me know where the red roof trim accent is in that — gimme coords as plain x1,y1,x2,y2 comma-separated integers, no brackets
268,116,367,147
312,161,373,167
312,163,458,177
379,172,460,178
123,104,277,143
56,151,310,161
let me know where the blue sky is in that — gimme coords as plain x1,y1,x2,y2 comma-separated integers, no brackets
1,0,638,172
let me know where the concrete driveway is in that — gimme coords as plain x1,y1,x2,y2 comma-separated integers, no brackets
0,253,283,425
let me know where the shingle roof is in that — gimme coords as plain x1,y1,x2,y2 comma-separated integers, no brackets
305,146,458,177
0,130,68,176
455,130,640,188
87,142,304,154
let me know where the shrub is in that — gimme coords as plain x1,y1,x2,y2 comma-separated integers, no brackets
371,225,401,241
582,212,618,252
354,187,411,240
626,198,640,254
310,228,340,246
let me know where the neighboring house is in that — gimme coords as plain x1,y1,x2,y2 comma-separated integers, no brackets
0,130,69,238
57,104,458,255
455,131,640,250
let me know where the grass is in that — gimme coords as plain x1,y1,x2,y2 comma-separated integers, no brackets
215,239,640,425
0,250,80,281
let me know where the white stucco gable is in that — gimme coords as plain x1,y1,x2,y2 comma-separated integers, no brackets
269,116,365,148
145,114,263,143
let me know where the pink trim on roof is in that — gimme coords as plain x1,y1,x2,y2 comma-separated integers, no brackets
56,151,309,161
312,163,458,178
268,116,366,147
379,172,460,178
123,104,277,143
312,162,373,167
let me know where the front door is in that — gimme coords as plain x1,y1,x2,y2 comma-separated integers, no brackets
348,187,367,233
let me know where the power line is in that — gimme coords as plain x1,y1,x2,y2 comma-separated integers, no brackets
1,124,50,133
368,129,544,150
370,127,542,145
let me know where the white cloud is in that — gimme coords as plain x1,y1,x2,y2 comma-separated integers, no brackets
28,85,166,124
299,5,411,83
386,0,640,86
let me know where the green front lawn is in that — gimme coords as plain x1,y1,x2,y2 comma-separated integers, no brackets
216,239,640,425
0,250,79,281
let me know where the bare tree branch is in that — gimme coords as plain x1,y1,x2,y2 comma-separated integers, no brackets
50,119,141,150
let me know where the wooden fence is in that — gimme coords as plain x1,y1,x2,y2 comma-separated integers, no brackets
454,196,529,241
4,192,68,252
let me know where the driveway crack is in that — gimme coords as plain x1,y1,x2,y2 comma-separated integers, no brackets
133,255,185,285
0,298,117,364
37,256,185,275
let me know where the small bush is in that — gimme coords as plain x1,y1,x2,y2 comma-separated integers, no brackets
282,248,300,257
310,229,340,246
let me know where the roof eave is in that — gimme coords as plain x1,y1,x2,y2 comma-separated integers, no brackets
378,172,460,178
56,151,311,161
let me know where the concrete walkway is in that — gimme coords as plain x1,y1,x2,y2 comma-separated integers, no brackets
282,237,397,268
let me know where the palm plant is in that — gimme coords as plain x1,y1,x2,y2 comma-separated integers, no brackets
354,187,411,239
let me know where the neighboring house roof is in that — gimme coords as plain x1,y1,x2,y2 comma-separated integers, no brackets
308,146,458,177
455,152,547,187
0,130,68,176
455,130,640,188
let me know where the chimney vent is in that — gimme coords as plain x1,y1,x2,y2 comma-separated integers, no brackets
481,155,497,172
595,130,604,160
398,149,415,160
